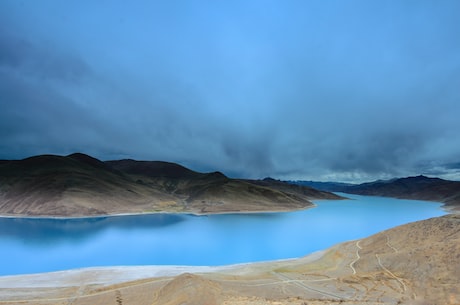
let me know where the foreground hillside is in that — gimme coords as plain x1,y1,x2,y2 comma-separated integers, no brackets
294,175,460,212
1,214,458,304
0,153,341,217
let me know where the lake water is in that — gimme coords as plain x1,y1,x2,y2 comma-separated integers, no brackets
0,194,447,276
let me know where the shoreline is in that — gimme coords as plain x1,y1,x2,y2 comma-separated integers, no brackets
0,250,326,287
0,204,317,220
1,192,456,219
0,196,453,283
0,214,457,304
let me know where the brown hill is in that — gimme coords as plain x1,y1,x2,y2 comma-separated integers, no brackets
0,153,342,217
106,159,201,179
1,214,458,304
341,175,460,212
107,159,342,214
153,273,222,305
0,154,176,216
247,177,343,201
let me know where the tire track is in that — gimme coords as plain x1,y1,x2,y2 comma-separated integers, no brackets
270,271,346,300
385,235,398,253
66,285,85,305
375,254,407,293
349,240,362,275
115,290,123,305
0,278,170,304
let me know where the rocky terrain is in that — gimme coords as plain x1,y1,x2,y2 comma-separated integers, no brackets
0,214,458,305
294,175,460,212
0,153,341,217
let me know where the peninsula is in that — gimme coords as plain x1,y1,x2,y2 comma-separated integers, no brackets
0,153,341,217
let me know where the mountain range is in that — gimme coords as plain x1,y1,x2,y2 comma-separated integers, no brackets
3,152,459,217
0,153,341,217
292,175,460,212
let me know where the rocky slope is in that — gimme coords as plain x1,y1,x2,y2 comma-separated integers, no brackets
0,153,341,217
1,214,458,304
343,175,460,212
295,175,460,212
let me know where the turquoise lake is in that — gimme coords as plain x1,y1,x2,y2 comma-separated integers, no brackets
0,194,447,276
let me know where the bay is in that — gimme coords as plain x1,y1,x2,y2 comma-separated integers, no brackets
0,194,446,276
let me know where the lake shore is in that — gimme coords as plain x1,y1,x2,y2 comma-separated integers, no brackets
1,214,458,304
0,204,317,219
0,195,448,277
0,251,326,288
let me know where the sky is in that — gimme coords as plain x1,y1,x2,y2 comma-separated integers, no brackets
1,0,460,182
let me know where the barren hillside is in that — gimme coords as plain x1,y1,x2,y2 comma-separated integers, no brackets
295,175,460,212
0,153,342,217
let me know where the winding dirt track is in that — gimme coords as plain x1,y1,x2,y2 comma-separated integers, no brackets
374,235,407,294
270,271,345,300
349,240,362,275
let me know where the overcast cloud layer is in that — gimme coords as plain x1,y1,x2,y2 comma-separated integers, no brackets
1,0,460,182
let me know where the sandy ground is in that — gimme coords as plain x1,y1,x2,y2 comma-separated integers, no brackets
0,251,325,288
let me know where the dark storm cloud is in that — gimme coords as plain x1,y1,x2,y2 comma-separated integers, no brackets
0,25,111,158
1,0,460,182
444,162,460,170
0,70,109,158
0,29,90,83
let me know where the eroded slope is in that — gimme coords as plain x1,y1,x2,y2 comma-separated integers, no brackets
0,153,342,216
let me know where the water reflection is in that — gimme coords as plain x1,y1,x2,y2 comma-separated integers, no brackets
0,214,186,243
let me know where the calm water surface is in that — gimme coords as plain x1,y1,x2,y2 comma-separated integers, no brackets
0,194,446,276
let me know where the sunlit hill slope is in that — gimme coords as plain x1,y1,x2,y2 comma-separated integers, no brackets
0,153,342,217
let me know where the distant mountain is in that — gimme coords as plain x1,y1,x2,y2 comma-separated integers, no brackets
344,175,460,211
292,175,460,212
248,177,344,201
0,153,342,217
289,180,356,192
